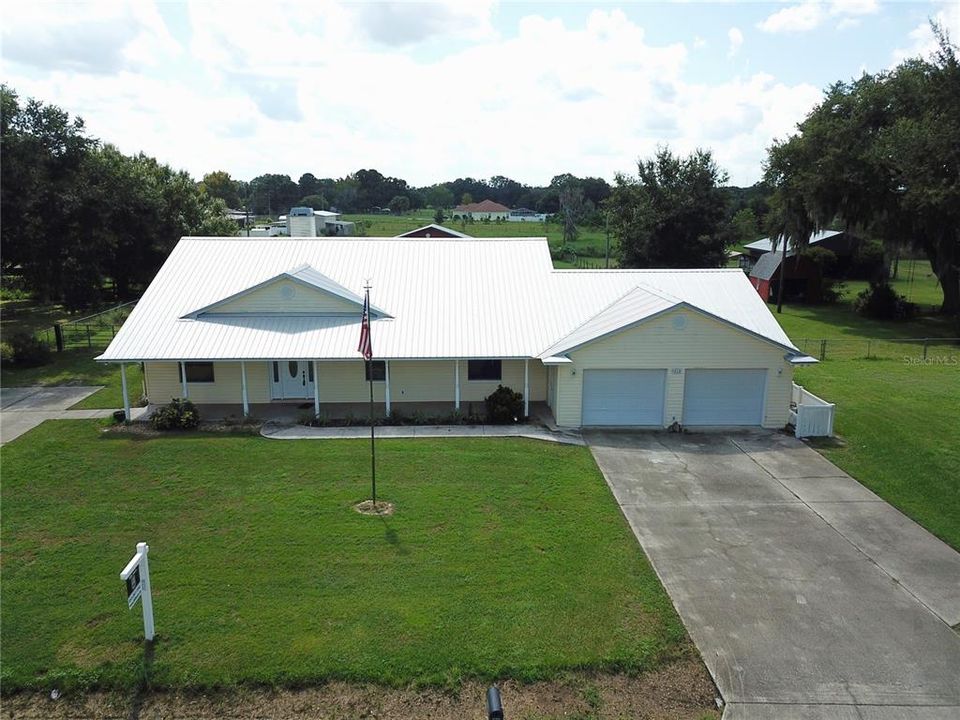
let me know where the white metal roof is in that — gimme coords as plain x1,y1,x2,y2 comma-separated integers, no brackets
98,237,799,362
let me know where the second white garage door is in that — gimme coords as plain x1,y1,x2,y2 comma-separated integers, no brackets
683,369,766,426
582,369,666,426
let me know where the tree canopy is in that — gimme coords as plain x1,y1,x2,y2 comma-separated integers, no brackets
1,85,235,309
764,25,960,315
609,147,730,268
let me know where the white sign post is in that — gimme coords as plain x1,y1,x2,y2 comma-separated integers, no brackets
120,542,155,641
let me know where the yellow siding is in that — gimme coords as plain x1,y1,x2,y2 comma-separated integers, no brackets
316,361,386,403
211,280,358,314
145,361,272,405
146,359,547,406
553,308,793,429
456,359,546,402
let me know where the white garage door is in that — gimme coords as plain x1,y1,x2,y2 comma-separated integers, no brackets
582,369,666,426
683,369,766,426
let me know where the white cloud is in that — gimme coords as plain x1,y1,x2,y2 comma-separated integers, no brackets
728,27,744,57
758,3,825,33
892,0,960,64
0,0,181,73
758,0,878,34
347,1,497,46
1,1,827,187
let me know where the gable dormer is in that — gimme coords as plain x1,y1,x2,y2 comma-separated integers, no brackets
182,264,391,318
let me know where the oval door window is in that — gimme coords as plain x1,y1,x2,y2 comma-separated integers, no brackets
288,361,298,378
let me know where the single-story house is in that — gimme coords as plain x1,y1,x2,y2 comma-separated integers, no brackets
451,200,510,220
99,236,814,429
395,224,472,239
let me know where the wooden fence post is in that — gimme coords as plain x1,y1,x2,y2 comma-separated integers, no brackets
54,323,64,352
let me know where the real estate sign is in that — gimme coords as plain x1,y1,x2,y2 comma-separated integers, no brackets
120,542,155,641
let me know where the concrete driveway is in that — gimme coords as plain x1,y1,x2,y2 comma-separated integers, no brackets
585,430,960,719
0,385,116,444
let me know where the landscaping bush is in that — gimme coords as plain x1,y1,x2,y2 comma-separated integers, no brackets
854,281,917,320
485,384,524,424
151,398,201,430
5,332,51,367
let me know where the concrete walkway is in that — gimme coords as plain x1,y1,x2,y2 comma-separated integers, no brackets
585,430,960,720
262,421,585,445
0,386,147,445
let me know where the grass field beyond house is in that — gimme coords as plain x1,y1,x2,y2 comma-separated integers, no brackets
1,424,688,692
773,273,959,551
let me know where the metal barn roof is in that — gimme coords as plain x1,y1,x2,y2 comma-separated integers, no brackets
99,237,799,362
749,252,784,281
744,229,842,254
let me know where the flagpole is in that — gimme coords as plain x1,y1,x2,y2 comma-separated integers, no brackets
365,285,376,507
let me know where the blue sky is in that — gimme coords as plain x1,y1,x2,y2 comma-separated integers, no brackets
2,1,954,188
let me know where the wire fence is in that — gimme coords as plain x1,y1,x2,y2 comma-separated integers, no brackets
37,300,137,351
793,336,960,362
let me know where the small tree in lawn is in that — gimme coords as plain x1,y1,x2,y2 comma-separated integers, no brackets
434,207,445,224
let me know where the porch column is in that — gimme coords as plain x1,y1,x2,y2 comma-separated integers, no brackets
454,359,460,410
120,363,131,422
240,361,249,417
313,361,320,418
385,360,392,416
180,361,188,399
523,359,529,418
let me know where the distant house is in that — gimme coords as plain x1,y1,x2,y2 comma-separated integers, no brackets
395,224,473,239
452,200,510,221
508,208,547,223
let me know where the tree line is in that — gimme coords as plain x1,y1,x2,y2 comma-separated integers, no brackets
201,166,616,220
1,85,236,310
2,27,955,319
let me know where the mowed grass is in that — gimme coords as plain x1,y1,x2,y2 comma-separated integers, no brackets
793,359,960,550
0,349,142,410
0,423,687,692
774,273,959,550
343,212,615,266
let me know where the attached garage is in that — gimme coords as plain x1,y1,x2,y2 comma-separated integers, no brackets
582,369,666,426
682,369,767,426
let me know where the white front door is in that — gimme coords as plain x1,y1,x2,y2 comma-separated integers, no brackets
271,360,315,399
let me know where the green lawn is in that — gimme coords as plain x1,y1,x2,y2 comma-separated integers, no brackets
793,359,959,550
344,212,615,267
773,276,959,550
0,350,141,410
0,425,688,692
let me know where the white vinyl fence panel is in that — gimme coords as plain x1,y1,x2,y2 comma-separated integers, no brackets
790,383,835,438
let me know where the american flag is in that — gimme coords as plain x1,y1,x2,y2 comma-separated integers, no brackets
357,288,373,360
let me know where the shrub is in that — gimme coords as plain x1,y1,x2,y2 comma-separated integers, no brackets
5,332,51,367
485,385,524,424
854,281,917,320
151,398,201,431
0,341,13,365
821,279,846,305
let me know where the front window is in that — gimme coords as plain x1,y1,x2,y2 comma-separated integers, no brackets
180,362,215,383
468,359,501,381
